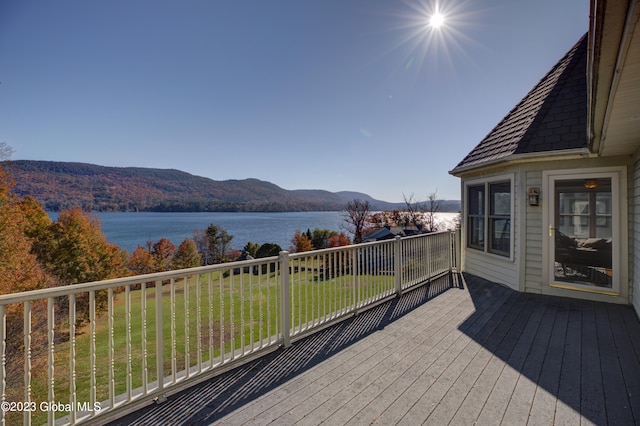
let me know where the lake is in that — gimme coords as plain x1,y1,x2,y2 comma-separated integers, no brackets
49,211,460,253
86,211,346,253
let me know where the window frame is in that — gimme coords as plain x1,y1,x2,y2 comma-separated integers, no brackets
465,175,514,259
467,184,485,250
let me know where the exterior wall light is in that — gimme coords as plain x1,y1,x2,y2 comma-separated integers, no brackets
528,187,540,206
584,179,598,189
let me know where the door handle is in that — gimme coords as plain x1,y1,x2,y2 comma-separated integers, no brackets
549,225,553,237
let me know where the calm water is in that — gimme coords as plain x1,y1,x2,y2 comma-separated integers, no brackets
48,211,460,253
88,211,346,253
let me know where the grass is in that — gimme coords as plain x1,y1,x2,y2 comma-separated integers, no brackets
16,263,396,424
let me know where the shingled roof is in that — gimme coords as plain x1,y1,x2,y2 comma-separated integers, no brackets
450,33,588,175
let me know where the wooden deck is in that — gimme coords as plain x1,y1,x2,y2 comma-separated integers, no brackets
109,273,640,425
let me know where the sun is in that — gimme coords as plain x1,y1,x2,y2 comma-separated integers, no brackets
429,11,445,29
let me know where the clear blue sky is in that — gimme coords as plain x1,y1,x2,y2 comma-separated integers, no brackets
0,0,588,202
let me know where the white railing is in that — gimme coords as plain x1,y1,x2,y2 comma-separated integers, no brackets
0,230,459,425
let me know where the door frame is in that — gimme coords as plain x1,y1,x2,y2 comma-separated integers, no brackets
542,166,626,296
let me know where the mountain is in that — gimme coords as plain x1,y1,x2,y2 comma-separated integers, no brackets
2,160,460,212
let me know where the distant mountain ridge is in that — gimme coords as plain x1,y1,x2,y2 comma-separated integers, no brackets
3,160,460,213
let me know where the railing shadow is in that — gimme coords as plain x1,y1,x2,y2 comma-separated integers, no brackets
108,273,461,426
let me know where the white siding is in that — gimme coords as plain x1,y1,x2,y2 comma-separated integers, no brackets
632,154,640,315
461,172,519,289
524,170,543,293
464,249,518,288
459,156,631,304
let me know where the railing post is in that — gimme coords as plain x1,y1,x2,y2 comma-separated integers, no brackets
394,236,402,296
279,251,291,348
451,229,460,272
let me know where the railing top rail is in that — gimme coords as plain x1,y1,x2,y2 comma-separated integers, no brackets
0,255,281,305
0,230,456,305
400,229,455,241
287,238,396,259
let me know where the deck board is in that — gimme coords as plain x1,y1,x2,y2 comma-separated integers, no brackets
108,273,640,426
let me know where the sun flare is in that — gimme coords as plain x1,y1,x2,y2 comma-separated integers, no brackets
429,12,445,29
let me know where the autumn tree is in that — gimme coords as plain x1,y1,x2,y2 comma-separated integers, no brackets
151,238,175,272
128,245,156,275
290,229,313,252
0,145,50,391
36,208,128,285
0,201,49,295
343,199,371,243
308,228,339,250
327,232,350,248
34,208,129,320
171,238,201,270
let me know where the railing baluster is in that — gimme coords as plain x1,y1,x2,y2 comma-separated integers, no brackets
257,268,262,348
69,294,76,424
109,288,115,408
90,291,96,413
262,264,269,345
170,278,176,383
229,271,234,360
0,231,461,425
47,297,55,425
219,271,224,364
184,276,190,375
305,255,310,328
196,274,202,373
249,268,254,352
126,286,132,401
155,280,164,392
23,301,31,426
141,283,148,394
208,273,214,368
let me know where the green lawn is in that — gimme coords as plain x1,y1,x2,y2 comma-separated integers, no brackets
19,264,395,424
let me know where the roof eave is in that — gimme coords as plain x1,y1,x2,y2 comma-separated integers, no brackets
588,0,635,154
449,148,593,177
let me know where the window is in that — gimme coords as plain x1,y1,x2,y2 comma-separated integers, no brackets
466,179,512,257
467,185,484,249
489,182,511,255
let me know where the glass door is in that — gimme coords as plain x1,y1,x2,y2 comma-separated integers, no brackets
553,178,613,288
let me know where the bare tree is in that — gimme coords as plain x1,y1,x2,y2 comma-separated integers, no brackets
402,193,423,228
343,199,371,243
0,142,14,161
422,191,443,233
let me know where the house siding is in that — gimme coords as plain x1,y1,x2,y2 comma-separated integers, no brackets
632,152,640,315
461,171,519,290
524,170,543,293
459,156,631,304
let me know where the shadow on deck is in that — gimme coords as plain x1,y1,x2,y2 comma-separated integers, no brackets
109,273,640,425
109,274,459,425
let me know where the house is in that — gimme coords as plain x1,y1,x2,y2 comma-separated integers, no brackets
450,0,640,313
361,224,422,243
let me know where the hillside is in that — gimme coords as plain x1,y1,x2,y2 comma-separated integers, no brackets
4,160,335,211
2,160,460,212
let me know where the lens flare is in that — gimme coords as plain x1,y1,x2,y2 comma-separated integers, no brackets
430,12,445,28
